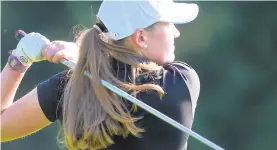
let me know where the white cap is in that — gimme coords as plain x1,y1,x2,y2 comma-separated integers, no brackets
97,0,199,40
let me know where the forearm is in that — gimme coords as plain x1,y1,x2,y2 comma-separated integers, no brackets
1,63,29,112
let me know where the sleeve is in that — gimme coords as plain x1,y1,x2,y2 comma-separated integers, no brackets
163,61,200,118
36,70,71,122
128,61,201,150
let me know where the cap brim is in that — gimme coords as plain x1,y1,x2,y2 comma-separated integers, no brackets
159,3,199,24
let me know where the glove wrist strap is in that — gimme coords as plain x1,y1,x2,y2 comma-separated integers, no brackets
8,53,30,73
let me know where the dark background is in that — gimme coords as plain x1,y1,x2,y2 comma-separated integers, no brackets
1,1,277,150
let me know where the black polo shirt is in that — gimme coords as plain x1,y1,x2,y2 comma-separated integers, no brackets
37,60,200,150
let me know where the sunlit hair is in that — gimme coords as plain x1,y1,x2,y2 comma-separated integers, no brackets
60,18,165,149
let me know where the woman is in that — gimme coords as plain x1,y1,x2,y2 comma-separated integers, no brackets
1,1,200,150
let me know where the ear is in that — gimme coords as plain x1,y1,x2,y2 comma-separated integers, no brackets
130,29,148,49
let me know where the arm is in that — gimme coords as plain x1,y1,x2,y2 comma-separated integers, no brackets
0,33,52,142
0,57,54,142
1,32,50,113
0,62,52,141
1,69,70,142
1,63,28,113
1,32,78,142
1,87,52,142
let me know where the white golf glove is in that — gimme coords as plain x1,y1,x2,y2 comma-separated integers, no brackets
12,32,50,66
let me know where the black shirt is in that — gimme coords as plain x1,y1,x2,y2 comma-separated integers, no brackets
37,60,200,150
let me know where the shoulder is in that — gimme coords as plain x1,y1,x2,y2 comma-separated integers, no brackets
37,70,72,91
36,70,72,122
163,61,200,85
37,69,73,103
163,61,200,113
163,61,200,93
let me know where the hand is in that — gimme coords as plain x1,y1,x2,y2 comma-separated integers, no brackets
12,32,50,66
42,41,79,64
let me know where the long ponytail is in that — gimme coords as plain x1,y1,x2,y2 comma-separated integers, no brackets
62,22,164,150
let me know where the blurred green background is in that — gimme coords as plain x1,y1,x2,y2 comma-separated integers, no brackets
1,1,277,150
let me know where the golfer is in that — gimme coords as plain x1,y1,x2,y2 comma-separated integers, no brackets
1,1,200,150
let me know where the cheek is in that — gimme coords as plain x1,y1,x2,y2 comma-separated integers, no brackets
156,38,175,62
147,42,174,64
148,40,167,56
146,30,175,63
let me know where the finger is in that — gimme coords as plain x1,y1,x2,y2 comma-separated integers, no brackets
43,41,79,63
52,49,78,64
43,43,59,63
43,41,66,63
51,41,65,48
52,50,69,64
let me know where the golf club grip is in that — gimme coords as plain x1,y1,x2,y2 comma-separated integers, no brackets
14,30,76,69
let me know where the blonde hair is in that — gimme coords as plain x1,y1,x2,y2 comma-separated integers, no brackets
61,19,165,149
